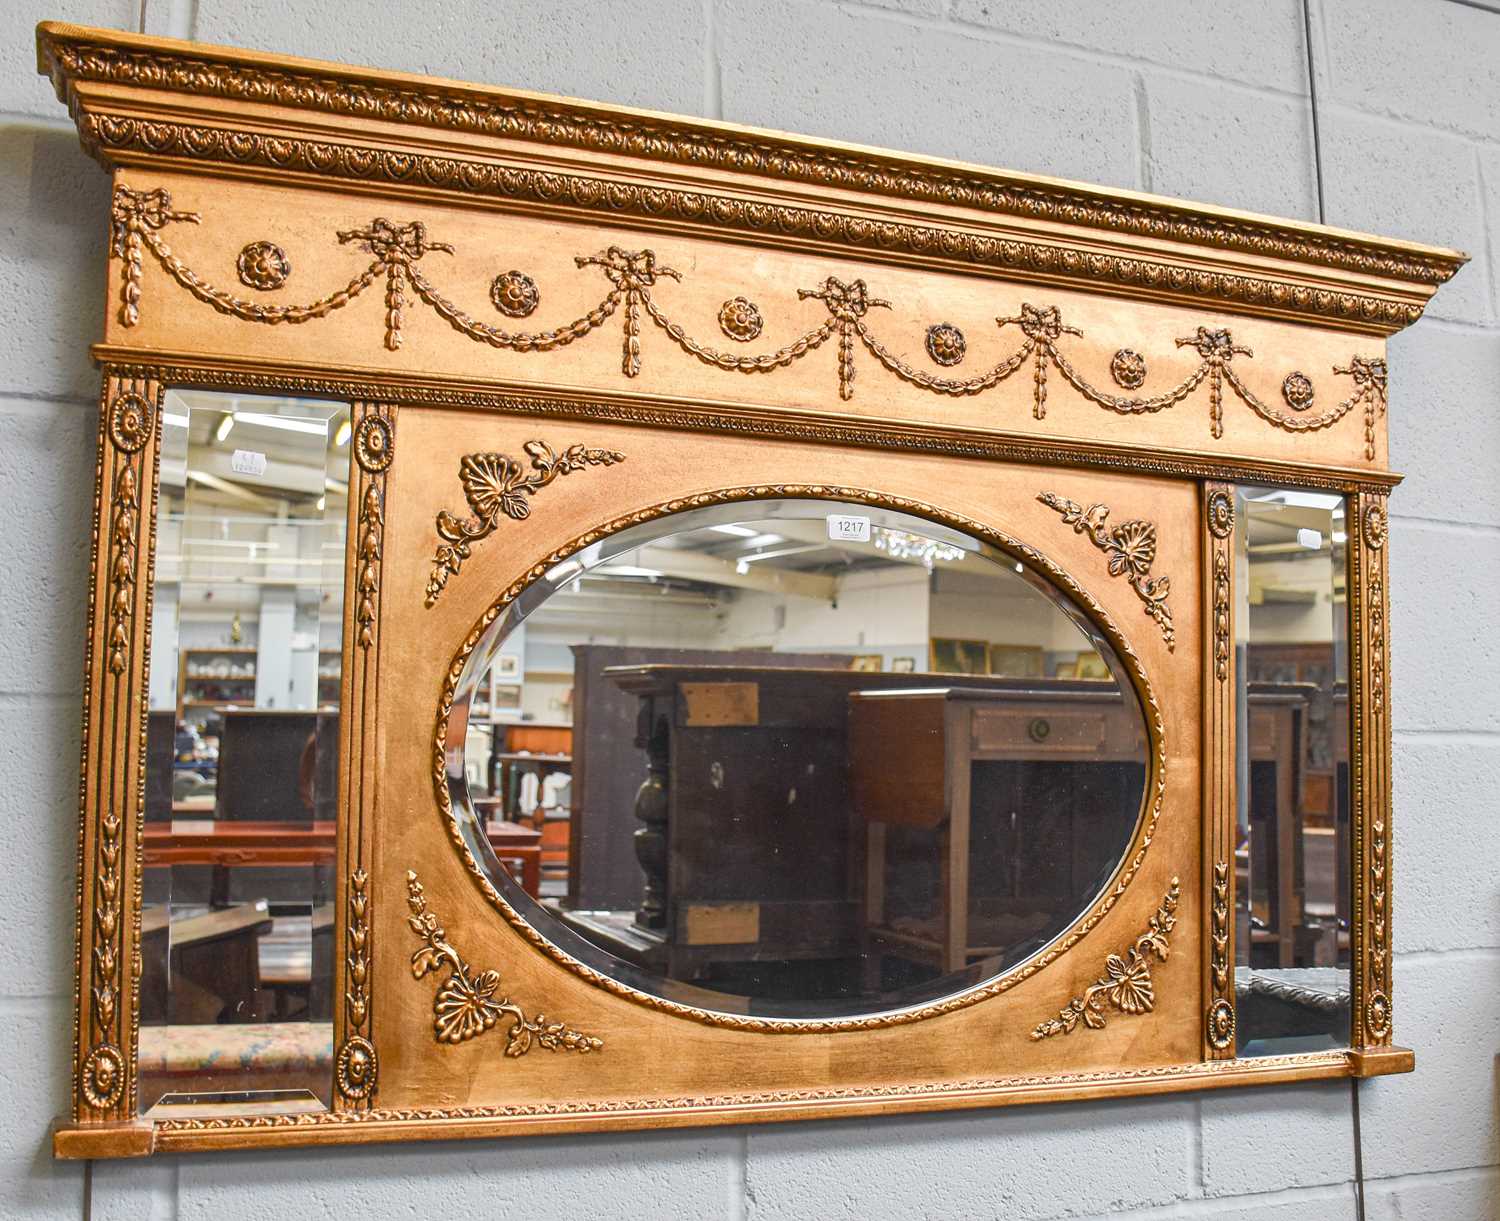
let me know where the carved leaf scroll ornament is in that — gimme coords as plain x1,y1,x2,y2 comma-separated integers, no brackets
406,871,602,1059
1037,492,1175,651
1032,879,1181,1040
425,440,625,605
107,183,1391,456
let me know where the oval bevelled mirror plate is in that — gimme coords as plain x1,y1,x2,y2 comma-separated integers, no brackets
446,499,1150,1022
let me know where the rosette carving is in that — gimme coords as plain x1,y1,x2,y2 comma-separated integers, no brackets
103,182,1393,456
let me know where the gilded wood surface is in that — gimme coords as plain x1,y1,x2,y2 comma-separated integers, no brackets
1201,483,1237,1057
424,474,1175,1035
39,24,1464,336
40,22,1439,1154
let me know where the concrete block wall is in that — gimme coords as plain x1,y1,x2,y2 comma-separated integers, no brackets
1,1,1495,1216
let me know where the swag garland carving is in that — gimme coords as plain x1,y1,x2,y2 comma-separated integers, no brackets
426,441,626,605
1032,879,1181,1040
1037,492,1175,650
406,871,602,1059
109,185,1390,457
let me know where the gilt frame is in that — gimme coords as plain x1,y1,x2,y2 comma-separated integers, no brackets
38,21,1459,1158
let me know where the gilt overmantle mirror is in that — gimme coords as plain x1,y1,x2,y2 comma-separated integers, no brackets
39,20,1464,1158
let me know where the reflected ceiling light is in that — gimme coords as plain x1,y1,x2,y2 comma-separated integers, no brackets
741,532,784,548
162,411,190,429
873,527,965,570
316,495,326,512
709,523,759,538
1296,528,1323,550
214,413,235,442
594,564,663,579
233,411,327,436
334,419,352,447
1249,489,1344,511
740,543,824,564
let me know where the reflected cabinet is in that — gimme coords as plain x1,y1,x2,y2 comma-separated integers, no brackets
40,20,1463,1157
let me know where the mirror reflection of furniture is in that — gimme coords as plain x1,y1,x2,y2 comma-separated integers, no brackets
144,710,177,824
1242,682,1348,970
469,806,544,897
848,685,1145,979
216,710,326,822
568,646,852,912
561,664,1147,1009
140,902,275,1026
486,722,572,886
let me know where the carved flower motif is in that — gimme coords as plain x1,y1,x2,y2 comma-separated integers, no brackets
336,1035,378,1100
925,322,966,366
434,970,504,1043
1281,371,1315,411
1366,991,1392,1038
354,414,394,473
490,270,539,317
1106,520,1157,576
718,296,764,342
1206,490,1235,539
108,391,155,453
459,452,527,521
1363,502,1387,551
1208,999,1236,1050
236,241,291,291
81,1044,123,1109
1111,348,1147,389
1103,953,1154,1014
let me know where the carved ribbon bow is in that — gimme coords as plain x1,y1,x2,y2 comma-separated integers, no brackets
109,186,199,256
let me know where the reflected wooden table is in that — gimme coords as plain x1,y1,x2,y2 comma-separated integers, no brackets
145,816,543,897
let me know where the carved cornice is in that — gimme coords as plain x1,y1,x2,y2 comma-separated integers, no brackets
72,113,1433,333
39,25,1465,306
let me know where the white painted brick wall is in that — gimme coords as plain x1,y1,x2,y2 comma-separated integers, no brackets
1,1,1495,1217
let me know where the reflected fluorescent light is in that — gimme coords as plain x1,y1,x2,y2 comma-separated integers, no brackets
741,544,823,564
334,419,352,447
234,411,327,436
735,559,749,575
214,414,235,442
544,559,584,585
595,565,663,579
709,524,759,538
1297,528,1323,550
742,533,784,548
316,495,326,512
1332,530,1348,544
1250,490,1344,511
162,411,190,429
